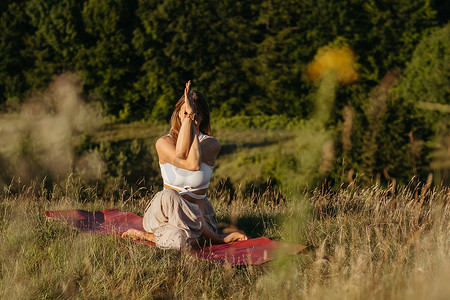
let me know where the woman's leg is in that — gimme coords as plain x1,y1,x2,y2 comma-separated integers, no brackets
153,225,194,250
141,189,204,250
122,190,247,247
121,229,155,242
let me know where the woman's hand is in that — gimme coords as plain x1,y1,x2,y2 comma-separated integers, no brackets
223,232,248,243
183,80,196,116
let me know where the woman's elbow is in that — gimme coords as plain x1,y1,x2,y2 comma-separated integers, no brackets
188,162,201,171
183,159,200,171
175,151,188,160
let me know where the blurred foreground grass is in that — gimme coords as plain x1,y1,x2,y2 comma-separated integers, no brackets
1,175,449,299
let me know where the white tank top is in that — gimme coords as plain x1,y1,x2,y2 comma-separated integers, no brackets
159,133,214,200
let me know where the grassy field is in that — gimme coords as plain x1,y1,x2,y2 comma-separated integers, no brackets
0,119,449,299
0,172,449,299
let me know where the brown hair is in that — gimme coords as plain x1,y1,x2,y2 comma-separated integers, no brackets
169,90,211,140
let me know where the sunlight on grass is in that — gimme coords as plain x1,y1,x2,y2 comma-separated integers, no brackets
0,175,448,299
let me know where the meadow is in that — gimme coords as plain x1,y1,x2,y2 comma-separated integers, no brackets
0,3,448,298
1,122,449,299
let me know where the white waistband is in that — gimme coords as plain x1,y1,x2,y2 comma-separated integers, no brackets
163,183,209,200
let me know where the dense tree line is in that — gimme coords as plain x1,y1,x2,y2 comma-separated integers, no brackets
0,0,448,186
1,0,446,119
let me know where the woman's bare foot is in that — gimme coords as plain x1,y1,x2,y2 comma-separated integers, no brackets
223,231,248,243
121,228,156,243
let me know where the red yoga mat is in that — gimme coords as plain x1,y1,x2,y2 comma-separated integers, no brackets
44,209,307,266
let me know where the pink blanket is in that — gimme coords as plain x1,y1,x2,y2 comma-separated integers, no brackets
44,209,306,266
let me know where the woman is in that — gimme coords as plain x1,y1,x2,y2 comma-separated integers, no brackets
122,80,248,250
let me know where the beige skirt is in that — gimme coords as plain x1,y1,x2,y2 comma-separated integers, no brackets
142,189,218,250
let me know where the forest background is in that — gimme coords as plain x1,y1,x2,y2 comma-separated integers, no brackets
0,0,449,193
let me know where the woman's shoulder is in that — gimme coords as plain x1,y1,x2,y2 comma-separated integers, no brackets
200,134,220,144
200,136,221,154
157,134,174,142
156,134,175,148
199,132,219,143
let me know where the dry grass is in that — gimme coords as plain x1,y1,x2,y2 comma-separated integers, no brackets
259,180,450,299
0,176,449,299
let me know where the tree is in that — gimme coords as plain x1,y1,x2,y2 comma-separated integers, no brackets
0,2,32,107
78,0,140,119
21,0,85,90
397,23,449,107
335,23,449,185
133,0,257,120
392,23,450,183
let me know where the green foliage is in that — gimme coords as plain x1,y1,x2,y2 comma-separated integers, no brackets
1,0,443,119
0,0,447,187
73,130,159,188
330,23,450,186
22,0,84,88
398,23,450,106
78,0,140,119
395,23,450,182
0,3,32,107
355,0,438,82
213,114,303,130
377,23,450,184
93,138,158,187
132,0,256,120
375,98,434,183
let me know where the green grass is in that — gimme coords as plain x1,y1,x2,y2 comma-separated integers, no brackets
1,176,449,299
73,119,313,194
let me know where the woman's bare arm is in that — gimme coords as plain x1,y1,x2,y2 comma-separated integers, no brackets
175,118,196,159
175,80,196,159
156,135,221,171
156,134,202,171
157,81,204,170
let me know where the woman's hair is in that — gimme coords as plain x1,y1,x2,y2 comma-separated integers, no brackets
169,90,211,140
